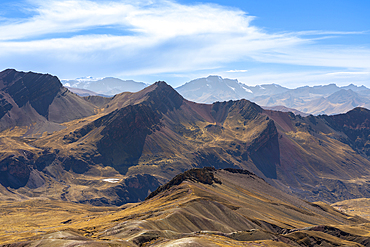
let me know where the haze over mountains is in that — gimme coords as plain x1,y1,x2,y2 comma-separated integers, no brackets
177,75,370,115
62,76,148,96
64,74,370,116
3,69,370,246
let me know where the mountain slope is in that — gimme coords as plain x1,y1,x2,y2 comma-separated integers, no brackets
0,69,97,134
3,168,369,246
2,78,370,205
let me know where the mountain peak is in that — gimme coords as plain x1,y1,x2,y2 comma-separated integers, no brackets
207,75,223,80
154,80,169,86
327,89,359,104
145,81,184,113
144,80,179,94
0,69,96,130
0,69,63,117
347,107,370,114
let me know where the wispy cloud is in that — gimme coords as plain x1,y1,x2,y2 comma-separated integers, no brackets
226,69,248,73
326,71,370,76
295,30,368,36
0,0,369,83
221,69,370,88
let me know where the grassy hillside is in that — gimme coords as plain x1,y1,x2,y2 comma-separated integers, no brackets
3,168,370,246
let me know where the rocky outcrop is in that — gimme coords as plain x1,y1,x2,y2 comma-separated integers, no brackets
146,167,222,200
0,155,33,189
321,107,370,156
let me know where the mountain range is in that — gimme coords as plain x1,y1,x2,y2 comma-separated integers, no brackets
177,75,370,115
63,74,370,116
2,69,370,245
62,76,147,96
1,69,370,204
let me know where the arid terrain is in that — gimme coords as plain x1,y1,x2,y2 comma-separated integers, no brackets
2,69,370,246
3,168,370,246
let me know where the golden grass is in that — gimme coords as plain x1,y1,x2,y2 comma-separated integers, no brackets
332,198,370,220
2,171,370,246
0,199,124,244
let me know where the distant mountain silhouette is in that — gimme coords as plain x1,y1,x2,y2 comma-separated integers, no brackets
65,86,109,97
176,75,289,103
62,77,148,95
176,75,370,115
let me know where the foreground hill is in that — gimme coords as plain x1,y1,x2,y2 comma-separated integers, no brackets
2,71,370,205
3,168,370,246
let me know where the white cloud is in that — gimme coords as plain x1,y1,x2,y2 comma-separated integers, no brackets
224,69,370,88
250,46,370,69
226,69,248,73
295,30,367,36
326,71,370,76
0,0,369,83
0,0,253,41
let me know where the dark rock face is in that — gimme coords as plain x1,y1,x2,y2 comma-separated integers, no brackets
63,103,162,174
210,99,262,123
144,81,184,114
0,93,12,119
1,69,61,118
35,153,56,171
146,167,222,200
0,149,59,189
193,148,239,170
62,156,89,174
81,174,160,206
0,155,32,189
0,69,96,131
322,107,370,156
83,95,113,107
96,105,162,174
121,174,161,202
63,81,183,175
211,100,235,123
223,168,256,176
248,120,280,179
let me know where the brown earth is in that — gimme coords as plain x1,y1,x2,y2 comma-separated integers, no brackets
2,70,370,206
2,168,370,246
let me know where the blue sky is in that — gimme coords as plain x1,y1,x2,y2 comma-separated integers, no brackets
0,0,369,88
